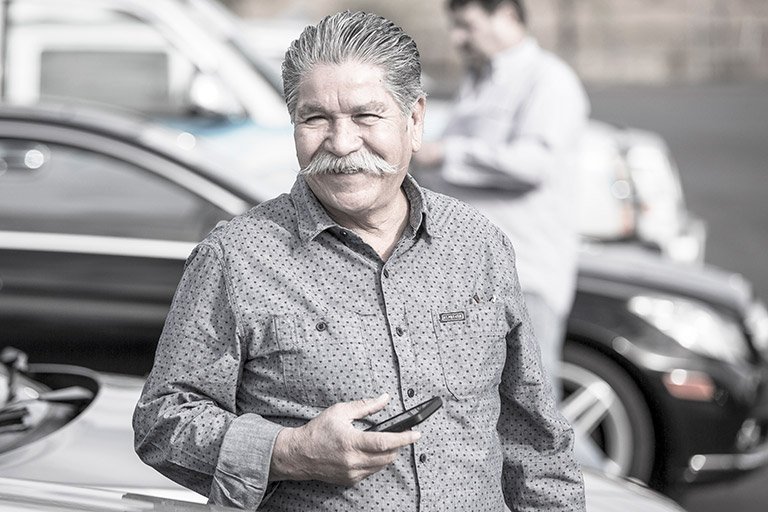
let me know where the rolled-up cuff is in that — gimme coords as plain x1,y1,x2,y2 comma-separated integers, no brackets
209,413,284,510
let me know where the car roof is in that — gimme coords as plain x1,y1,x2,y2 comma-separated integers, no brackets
578,242,753,314
0,103,266,206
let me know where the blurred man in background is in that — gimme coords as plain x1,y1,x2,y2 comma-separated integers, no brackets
415,0,590,402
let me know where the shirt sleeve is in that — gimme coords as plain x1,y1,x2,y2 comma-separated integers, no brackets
441,63,589,191
132,243,283,510
496,237,586,511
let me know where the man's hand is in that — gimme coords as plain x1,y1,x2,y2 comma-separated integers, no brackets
269,394,421,486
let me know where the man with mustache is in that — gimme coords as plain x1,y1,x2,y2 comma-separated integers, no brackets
134,10,585,512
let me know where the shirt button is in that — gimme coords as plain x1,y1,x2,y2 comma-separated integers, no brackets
407,388,415,398
395,327,404,336
419,454,428,463
316,321,327,332
383,269,390,278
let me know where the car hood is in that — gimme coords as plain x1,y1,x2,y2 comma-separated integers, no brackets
0,472,684,512
0,365,204,503
0,477,235,511
0,365,685,511
582,468,685,511
578,242,755,314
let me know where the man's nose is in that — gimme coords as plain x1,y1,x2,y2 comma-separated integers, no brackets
324,118,363,156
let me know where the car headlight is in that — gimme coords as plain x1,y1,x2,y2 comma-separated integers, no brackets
628,294,750,364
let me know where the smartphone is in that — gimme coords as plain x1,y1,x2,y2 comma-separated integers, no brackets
366,396,442,433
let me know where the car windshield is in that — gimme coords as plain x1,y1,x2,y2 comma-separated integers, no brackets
180,0,285,95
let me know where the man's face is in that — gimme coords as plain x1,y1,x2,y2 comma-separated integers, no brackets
450,2,522,66
293,61,425,220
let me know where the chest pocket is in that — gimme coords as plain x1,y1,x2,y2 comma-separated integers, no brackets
275,313,375,408
432,303,508,400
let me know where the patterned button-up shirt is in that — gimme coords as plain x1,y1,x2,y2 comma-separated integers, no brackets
133,174,585,512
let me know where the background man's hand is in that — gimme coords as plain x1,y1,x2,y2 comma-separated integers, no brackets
269,394,421,486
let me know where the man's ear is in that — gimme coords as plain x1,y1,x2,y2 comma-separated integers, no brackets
409,96,427,152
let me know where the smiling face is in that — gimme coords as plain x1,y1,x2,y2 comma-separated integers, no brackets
293,61,425,223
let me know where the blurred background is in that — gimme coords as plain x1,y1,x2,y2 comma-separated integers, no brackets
0,1,766,511
230,0,768,87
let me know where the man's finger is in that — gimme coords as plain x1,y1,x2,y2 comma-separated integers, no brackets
347,393,390,420
358,429,421,454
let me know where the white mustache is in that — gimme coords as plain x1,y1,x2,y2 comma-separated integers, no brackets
300,150,401,177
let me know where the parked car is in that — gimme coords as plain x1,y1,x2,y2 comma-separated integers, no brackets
0,104,766,496
608,123,707,264
0,477,236,512
0,0,706,263
0,348,204,502
0,348,687,512
564,242,768,494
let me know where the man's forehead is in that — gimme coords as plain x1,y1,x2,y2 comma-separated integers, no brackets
295,62,398,112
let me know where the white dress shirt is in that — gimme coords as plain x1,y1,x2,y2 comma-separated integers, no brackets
437,37,590,315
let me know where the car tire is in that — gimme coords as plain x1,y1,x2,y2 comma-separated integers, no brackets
558,343,656,482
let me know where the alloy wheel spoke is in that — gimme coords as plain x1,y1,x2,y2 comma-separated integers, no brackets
561,380,616,435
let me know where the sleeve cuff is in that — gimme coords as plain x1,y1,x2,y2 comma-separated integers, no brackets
209,413,284,509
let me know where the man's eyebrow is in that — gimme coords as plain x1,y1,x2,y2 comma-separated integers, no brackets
295,103,326,118
295,101,388,119
350,101,388,113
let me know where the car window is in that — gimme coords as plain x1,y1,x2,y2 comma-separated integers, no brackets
4,1,199,116
0,138,228,241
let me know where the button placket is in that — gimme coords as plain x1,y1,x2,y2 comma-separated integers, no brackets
379,264,419,407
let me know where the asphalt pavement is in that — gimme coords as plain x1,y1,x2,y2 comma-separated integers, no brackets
587,82,768,512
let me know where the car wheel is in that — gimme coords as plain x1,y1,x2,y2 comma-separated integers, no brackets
558,343,655,482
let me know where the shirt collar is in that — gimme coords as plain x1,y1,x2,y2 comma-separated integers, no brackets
292,173,440,244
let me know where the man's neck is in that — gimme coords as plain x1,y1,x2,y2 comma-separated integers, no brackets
327,188,410,261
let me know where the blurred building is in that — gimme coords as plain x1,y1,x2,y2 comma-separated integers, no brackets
228,0,768,90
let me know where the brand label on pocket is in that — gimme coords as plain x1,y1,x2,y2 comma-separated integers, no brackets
439,311,466,323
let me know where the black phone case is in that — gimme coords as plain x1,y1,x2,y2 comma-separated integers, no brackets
366,396,442,432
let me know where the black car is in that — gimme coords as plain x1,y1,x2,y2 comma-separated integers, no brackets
563,243,768,494
1,105,767,496
0,105,258,374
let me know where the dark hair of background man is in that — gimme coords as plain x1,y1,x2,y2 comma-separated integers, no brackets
447,0,527,25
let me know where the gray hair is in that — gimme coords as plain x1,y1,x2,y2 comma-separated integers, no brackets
282,11,425,121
